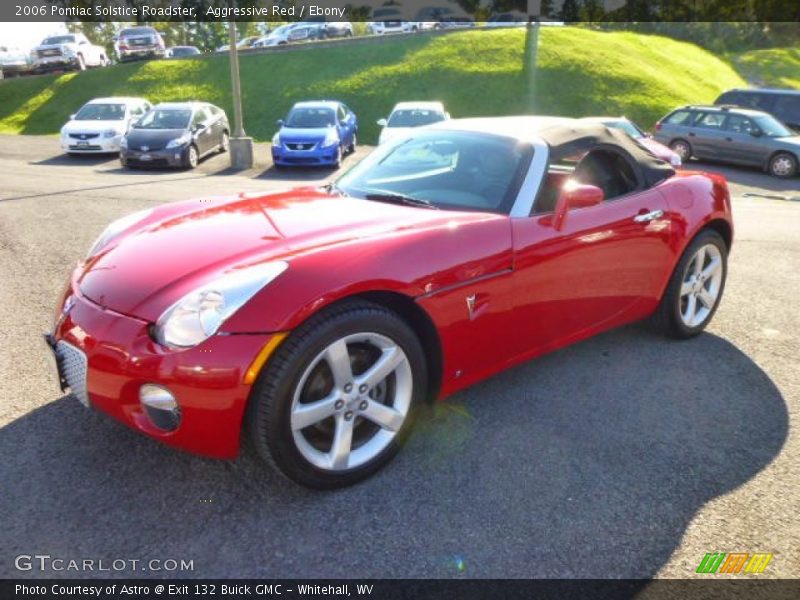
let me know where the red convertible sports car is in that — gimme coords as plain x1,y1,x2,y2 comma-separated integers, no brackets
47,117,733,488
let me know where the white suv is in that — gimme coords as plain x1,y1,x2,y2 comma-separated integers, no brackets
33,33,108,73
61,97,152,155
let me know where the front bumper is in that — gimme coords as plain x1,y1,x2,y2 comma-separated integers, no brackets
34,56,79,72
272,142,340,166
120,145,187,168
62,134,123,154
47,280,276,458
118,48,164,61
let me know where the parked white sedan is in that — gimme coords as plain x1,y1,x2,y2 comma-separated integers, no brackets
60,97,152,155
377,101,450,145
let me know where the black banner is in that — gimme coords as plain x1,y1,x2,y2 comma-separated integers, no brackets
3,0,800,23
4,579,800,600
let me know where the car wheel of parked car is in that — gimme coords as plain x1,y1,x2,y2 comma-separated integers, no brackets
653,229,727,339
669,139,692,162
246,300,427,489
219,131,229,153
333,145,343,168
185,145,199,169
76,54,86,71
348,134,357,154
768,152,797,178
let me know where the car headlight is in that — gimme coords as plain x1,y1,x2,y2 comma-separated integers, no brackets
153,261,288,349
102,128,121,139
322,130,339,147
272,133,281,146
166,133,192,149
86,208,152,259
62,47,75,57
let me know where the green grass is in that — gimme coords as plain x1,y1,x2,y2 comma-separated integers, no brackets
0,28,749,144
729,46,800,88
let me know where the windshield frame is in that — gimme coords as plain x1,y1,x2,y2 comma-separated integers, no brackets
42,35,76,45
753,115,793,138
387,109,447,128
336,129,536,215
284,106,337,129
133,108,193,130
74,103,127,121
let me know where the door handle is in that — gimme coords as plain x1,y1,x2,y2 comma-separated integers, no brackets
633,209,664,223
725,137,733,142
688,132,696,137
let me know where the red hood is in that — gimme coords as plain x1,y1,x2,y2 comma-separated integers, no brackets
78,189,499,321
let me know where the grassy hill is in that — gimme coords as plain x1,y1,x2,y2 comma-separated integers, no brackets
0,27,748,144
730,46,800,88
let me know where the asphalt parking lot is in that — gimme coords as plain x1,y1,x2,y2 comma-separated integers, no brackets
0,134,798,579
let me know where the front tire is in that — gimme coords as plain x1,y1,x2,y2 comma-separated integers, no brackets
184,144,199,169
653,229,728,339
76,54,86,71
246,300,428,489
768,152,797,178
219,131,229,153
348,133,357,154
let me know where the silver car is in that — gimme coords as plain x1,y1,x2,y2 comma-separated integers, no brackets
654,105,800,178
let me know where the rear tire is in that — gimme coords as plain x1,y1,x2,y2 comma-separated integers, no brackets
246,300,427,489
652,229,727,339
669,139,692,162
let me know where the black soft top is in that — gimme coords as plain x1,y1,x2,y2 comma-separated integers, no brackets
538,121,676,188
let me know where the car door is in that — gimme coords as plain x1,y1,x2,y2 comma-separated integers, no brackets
720,114,770,166
688,112,728,160
204,105,224,147
510,157,673,355
191,108,212,155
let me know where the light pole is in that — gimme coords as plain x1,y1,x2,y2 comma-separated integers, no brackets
228,19,254,169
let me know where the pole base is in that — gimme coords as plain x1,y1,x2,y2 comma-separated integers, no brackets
229,137,254,170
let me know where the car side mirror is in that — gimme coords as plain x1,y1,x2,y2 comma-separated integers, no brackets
552,183,604,231
69,113,76,120
377,118,388,127
276,119,284,127
750,129,762,137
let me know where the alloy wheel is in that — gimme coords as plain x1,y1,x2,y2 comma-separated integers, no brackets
670,140,690,161
770,154,795,177
290,332,413,472
679,243,724,327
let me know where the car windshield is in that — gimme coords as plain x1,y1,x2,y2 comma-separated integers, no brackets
336,130,533,214
754,115,793,138
171,47,198,57
135,109,192,130
42,36,75,45
387,109,446,128
285,107,336,128
75,103,126,121
606,119,644,138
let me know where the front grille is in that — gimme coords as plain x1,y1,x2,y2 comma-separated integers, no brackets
38,48,62,58
55,341,89,407
384,21,402,26
127,158,169,167
284,157,321,164
68,145,103,151
69,133,100,140
286,142,317,151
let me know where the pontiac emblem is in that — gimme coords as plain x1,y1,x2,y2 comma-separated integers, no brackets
141,145,149,152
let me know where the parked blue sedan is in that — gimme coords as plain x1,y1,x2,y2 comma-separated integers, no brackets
271,101,357,168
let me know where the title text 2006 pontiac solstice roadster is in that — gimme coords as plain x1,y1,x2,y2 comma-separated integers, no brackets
47,117,732,488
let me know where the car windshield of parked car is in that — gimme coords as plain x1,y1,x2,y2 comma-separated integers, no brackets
285,107,336,128
135,109,192,130
42,36,75,45
336,130,532,214
753,115,793,138
606,120,644,139
171,47,198,57
75,104,126,121
388,109,446,128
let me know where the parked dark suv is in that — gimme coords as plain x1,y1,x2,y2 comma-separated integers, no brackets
654,105,800,178
715,88,800,132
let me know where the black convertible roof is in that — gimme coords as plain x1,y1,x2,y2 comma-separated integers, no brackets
434,116,676,188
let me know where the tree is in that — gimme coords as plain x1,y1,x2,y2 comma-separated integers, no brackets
560,0,582,22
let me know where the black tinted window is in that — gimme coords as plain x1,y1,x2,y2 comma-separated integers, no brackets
773,96,800,122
